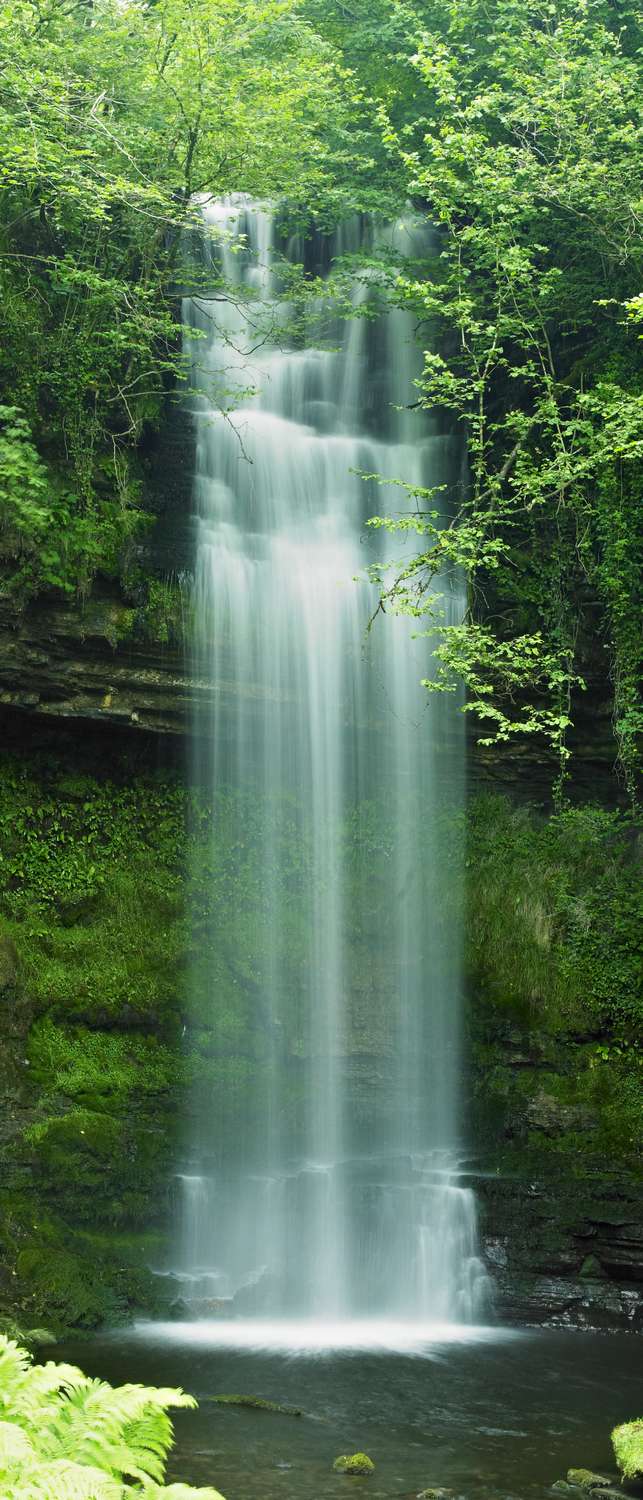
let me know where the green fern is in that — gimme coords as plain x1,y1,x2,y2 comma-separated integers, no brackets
0,1337,226,1500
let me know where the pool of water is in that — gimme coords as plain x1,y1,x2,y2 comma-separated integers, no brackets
54,1322,642,1500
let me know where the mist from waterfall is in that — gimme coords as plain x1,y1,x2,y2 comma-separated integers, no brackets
175,197,488,1330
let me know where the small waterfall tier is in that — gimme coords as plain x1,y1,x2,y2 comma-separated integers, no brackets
175,196,489,1329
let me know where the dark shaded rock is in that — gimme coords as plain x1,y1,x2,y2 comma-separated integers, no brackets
591,1490,630,1500
0,592,193,736
578,1254,607,1280
525,1090,597,1138
168,1296,190,1319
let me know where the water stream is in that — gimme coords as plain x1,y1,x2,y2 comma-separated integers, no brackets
174,197,487,1331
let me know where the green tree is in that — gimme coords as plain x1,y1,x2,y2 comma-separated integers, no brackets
362,0,642,795
0,0,360,598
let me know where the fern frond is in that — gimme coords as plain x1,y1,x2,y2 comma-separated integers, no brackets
0,1416,35,1464
42,1376,196,1483
141,1484,227,1500
0,1337,33,1408
0,1336,210,1499
2,1456,123,1500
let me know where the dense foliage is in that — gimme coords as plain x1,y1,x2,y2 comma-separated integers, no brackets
354,0,642,793
0,0,365,598
0,0,640,788
0,1336,223,1499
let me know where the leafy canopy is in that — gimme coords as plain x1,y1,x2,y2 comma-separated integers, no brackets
0,0,364,597
356,0,642,793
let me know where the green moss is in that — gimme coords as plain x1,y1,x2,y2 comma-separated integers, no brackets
467,795,642,1168
466,796,641,1031
27,1019,177,1108
612,1419,643,1481
15,1246,129,1330
566,1470,610,1491
333,1455,375,1475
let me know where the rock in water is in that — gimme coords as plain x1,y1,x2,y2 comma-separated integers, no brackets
566,1470,612,1490
333,1454,375,1475
612,1418,643,1481
209,1394,302,1416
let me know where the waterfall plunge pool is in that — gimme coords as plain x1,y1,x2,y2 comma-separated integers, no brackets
53,1326,642,1500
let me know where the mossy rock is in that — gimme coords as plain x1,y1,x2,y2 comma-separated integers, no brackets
26,1109,123,1190
612,1418,643,1481
210,1394,302,1416
15,1247,113,1329
333,1454,375,1475
14,1238,159,1332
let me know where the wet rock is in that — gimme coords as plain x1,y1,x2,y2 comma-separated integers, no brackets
417,1489,455,1498
169,1296,190,1319
333,1454,375,1475
0,592,192,736
552,1485,576,1495
526,1091,597,1137
578,1254,606,1280
210,1394,302,1416
566,1469,612,1490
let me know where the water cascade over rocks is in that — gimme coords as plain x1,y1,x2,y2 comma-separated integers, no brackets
174,197,489,1335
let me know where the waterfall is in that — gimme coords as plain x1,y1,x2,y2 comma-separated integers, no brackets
176,196,488,1330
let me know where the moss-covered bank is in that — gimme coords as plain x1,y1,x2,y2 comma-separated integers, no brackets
465,796,642,1327
0,739,189,1333
0,732,640,1335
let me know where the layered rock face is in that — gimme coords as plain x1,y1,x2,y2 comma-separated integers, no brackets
0,593,191,735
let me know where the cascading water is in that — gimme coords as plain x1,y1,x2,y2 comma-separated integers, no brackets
174,196,489,1333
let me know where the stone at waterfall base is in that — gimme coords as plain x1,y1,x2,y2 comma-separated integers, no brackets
556,1488,624,1500
565,1471,614,1491
333,1454,375,1475
417,1488,455,1498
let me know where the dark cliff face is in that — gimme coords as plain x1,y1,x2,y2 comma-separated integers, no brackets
0,593,190,735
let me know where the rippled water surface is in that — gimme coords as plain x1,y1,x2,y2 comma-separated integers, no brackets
55,1325,642,1500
